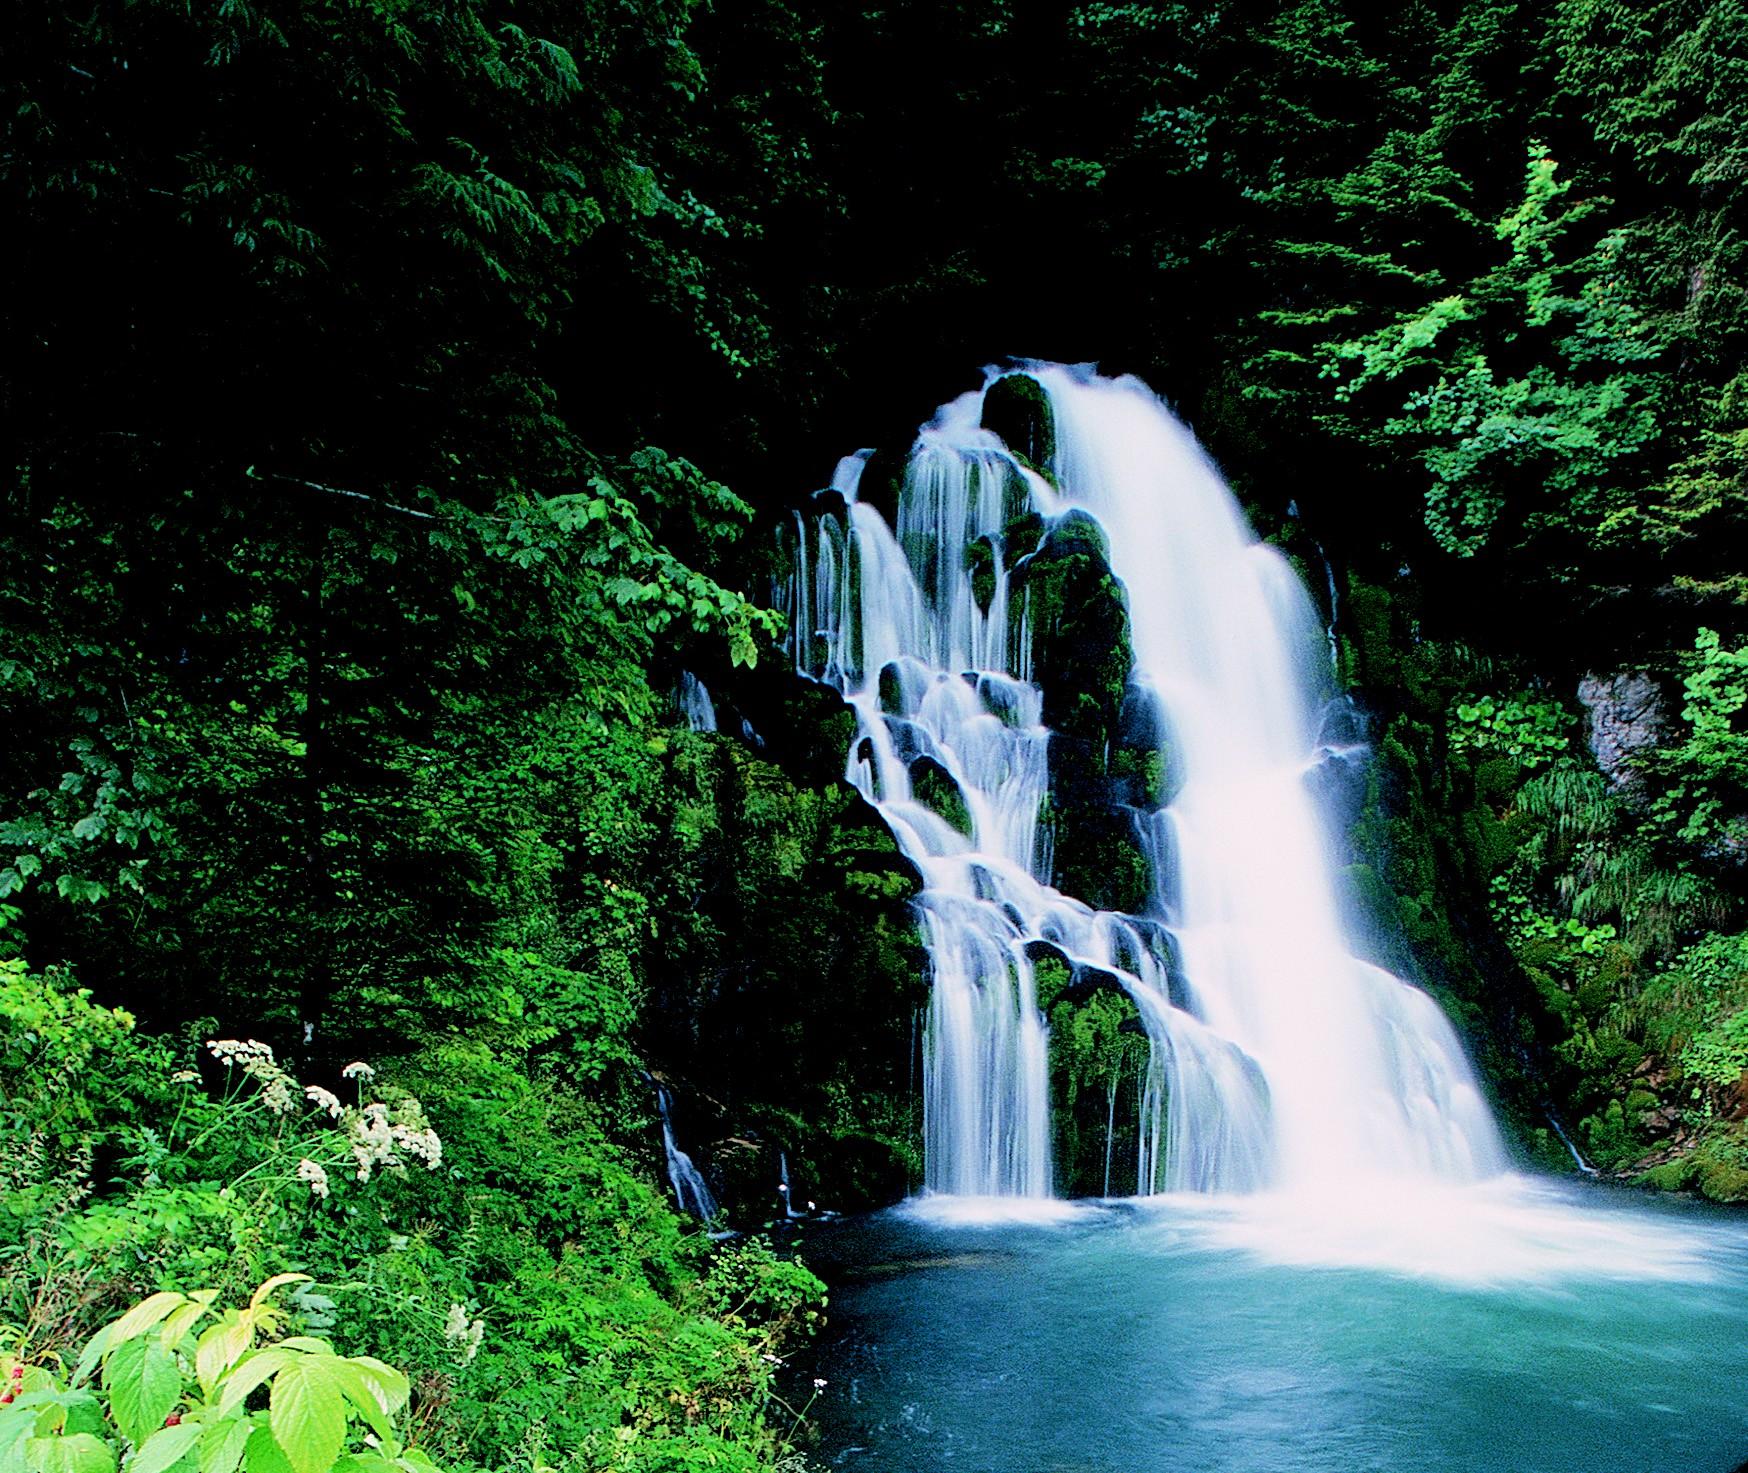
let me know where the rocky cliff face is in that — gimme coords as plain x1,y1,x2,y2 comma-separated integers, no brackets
1577,671,1669,795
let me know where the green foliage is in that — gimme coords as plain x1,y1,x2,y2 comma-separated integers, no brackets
0,1276,436,1473
1643,628,1748,850
1326,145,1665,557
0,961,826,1471
1449,694,1571,768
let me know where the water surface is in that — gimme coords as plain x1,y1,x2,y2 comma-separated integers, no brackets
807,1181,1748,1473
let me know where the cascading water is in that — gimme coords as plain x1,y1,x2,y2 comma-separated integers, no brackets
782,363,1506,1199
652,1081,720,1222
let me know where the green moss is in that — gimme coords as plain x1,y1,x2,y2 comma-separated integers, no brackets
1638,1158,1698,1192
1003,510,1046,564
1046,985,1149,1197
910,755,972,835
1032,951,1073,1011
982,372,1056,469
967,536,996,612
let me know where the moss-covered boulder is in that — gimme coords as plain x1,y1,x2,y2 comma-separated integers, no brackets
910,754,972,835
1046,986,1150,1197
1007,511,1160,913
982,372,1056,471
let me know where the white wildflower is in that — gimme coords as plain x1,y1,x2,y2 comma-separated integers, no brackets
341,1061,376,1082
170,1069,199,1085
305,1085,343,1120
442,1304,484,1363
344,1094,442,1181
296,1159,331,1200
813,1379,827,1391
206,1038,298,1112
208,1039,274,1066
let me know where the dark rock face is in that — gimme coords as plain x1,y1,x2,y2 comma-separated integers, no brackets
910,754,972,834
1577,671,1668,794
982,372,1056,470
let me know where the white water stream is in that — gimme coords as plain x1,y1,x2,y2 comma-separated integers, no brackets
782,364,1506,1200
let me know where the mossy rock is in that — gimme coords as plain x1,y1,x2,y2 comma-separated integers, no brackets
1004,510,1047,564
967,536,997,613
1047,987,1150,1197
1016,514,1131,749
1049,800,1154,915
1696,1153,1748,1203
1638,1157,1698,1193
1030,947,1074,1010
910,755,971,835
982,372,1056,469
857,445,912,522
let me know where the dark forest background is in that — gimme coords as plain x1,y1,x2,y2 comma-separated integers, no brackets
5,3,1748,1468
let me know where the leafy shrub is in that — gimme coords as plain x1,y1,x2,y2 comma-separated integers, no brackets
0,1275,440,1473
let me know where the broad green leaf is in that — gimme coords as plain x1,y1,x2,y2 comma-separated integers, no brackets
106,1340,179,1447
334,1361,406,1421
196,1421,251,1473
158,1303,211,1354
197,1323,255,1398
72,1330,114,1389
25,1435,116,1473
104,1298,187,1354
267,1360,345,1473
0,1404,42,1469
238,1429,291,1473
214,1353,292,1420
128,1423,201,1473
246,1280,311,1318
317,1371,383,1444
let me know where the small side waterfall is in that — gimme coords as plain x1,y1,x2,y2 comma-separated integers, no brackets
781,364,1507,1199
653,1081,720,1222
676,670,719,732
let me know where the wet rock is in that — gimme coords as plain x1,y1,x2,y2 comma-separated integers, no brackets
1577,671,1668,793
910,754,972,834
982,371,1056,469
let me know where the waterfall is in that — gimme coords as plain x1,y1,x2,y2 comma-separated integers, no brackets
781,364,1507,1198
676,670,719,732
653,1081,720,1222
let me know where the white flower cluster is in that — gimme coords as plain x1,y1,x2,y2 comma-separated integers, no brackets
342,1061,376,1082
305,1085,343,1120
207,1039,299,1114
443,1303,486,1364
296,1158,331,1200
347,1097,442,1182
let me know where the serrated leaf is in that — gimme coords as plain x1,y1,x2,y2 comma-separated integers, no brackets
158,1304,210,1355
105,1297,187,1350
106,1340,179,1447
25,1435,116,1473
128,1422,200,1473
196,1421,251,1473
238,1429,290,1473
336,1362,405,1422
214,1353,291,1420
267,1360,345,1473
246,1279,310,1318
197,1322,254,1398
318,1370,384,1443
